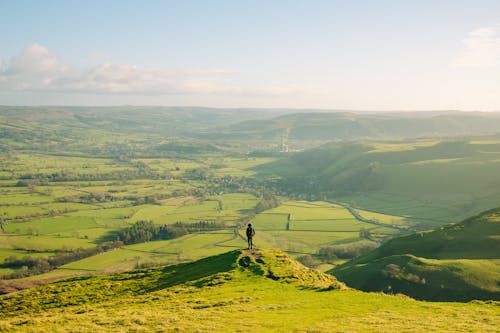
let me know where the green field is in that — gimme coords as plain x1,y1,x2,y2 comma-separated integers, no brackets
244,201,400,255
0,149,266,281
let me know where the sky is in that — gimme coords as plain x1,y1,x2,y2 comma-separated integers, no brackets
1,0,500,110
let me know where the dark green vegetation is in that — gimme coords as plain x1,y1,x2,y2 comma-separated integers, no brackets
332,208,500,301
1,249,498,332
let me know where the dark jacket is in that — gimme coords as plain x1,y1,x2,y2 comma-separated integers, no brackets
246,226,255,238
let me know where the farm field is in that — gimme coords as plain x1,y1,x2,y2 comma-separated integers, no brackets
0,150,271,282
243,201,402,255
0,139,408,284
1,198,401,282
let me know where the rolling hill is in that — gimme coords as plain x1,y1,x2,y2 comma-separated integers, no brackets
1,249,498,332
331,207,500,301
257,139,500,228
204,111,500,144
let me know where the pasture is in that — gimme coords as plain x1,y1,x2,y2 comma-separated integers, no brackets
246,200,401,255
0,152,264,280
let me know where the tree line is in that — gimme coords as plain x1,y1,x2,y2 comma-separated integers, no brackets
0,241,122,279
115,220,227,245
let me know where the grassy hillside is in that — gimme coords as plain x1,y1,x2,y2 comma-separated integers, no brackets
258,139,500,227
331,207,500,301
0,106,287,154
206,111,500,144
1,249,498,332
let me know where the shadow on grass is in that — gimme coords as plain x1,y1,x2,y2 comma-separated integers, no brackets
94,230,121,244
147,250,242,291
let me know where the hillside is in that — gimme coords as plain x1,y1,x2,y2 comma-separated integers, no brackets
205,111,500,144
257,139,500,227
331,207,500,301
1,249,499,332
0,106,285,154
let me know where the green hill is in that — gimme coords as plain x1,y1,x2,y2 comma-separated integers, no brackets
257,139,500,227
208,111,500,143
1,249,498,332
331,208,500,301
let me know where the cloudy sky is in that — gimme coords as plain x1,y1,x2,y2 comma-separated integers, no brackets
1,0,500,110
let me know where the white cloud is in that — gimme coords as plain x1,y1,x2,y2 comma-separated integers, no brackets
0,44,70,90
451,26,500,67
0,44,296,97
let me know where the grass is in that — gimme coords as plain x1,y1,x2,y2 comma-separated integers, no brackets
10,231,240,282
331,207,500,301
247,200,398,255
0,234,95,251
0,249,498,332
128,193,258,225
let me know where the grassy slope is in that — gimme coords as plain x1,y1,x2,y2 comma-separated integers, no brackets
1,249,498,332
213,112,500,141
258,140,500,227
331,208,500,301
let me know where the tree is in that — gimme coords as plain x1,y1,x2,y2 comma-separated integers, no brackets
359,228,371,239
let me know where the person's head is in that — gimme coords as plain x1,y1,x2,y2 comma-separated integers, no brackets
248,223,252,227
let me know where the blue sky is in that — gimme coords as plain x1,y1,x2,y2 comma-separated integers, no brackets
1,0,500,110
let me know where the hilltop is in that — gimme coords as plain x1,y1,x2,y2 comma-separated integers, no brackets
1,249,498,332
332,207,500,301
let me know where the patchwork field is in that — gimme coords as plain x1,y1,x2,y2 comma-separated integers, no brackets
244,201,402,255
0,151,272,282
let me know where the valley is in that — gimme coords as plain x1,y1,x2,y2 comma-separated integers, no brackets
0,107,499,331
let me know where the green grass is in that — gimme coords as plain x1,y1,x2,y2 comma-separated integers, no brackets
0,234,95,252
4,215,102,235
331,207,500,301
0,249,498,332
250,212,289,230
129,193,257,225
290,219,367,231
12,231,240,281
247,200,397,255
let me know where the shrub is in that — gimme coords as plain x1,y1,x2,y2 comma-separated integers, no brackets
317,240,378,261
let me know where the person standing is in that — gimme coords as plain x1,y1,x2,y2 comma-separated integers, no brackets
246,223,255,249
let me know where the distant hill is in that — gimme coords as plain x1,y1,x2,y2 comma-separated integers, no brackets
331,207,500,301
0,106,287,154
1,249,498,332
0,106,287,134
205,111,500,143
4,107,500,154
256,139,500,227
